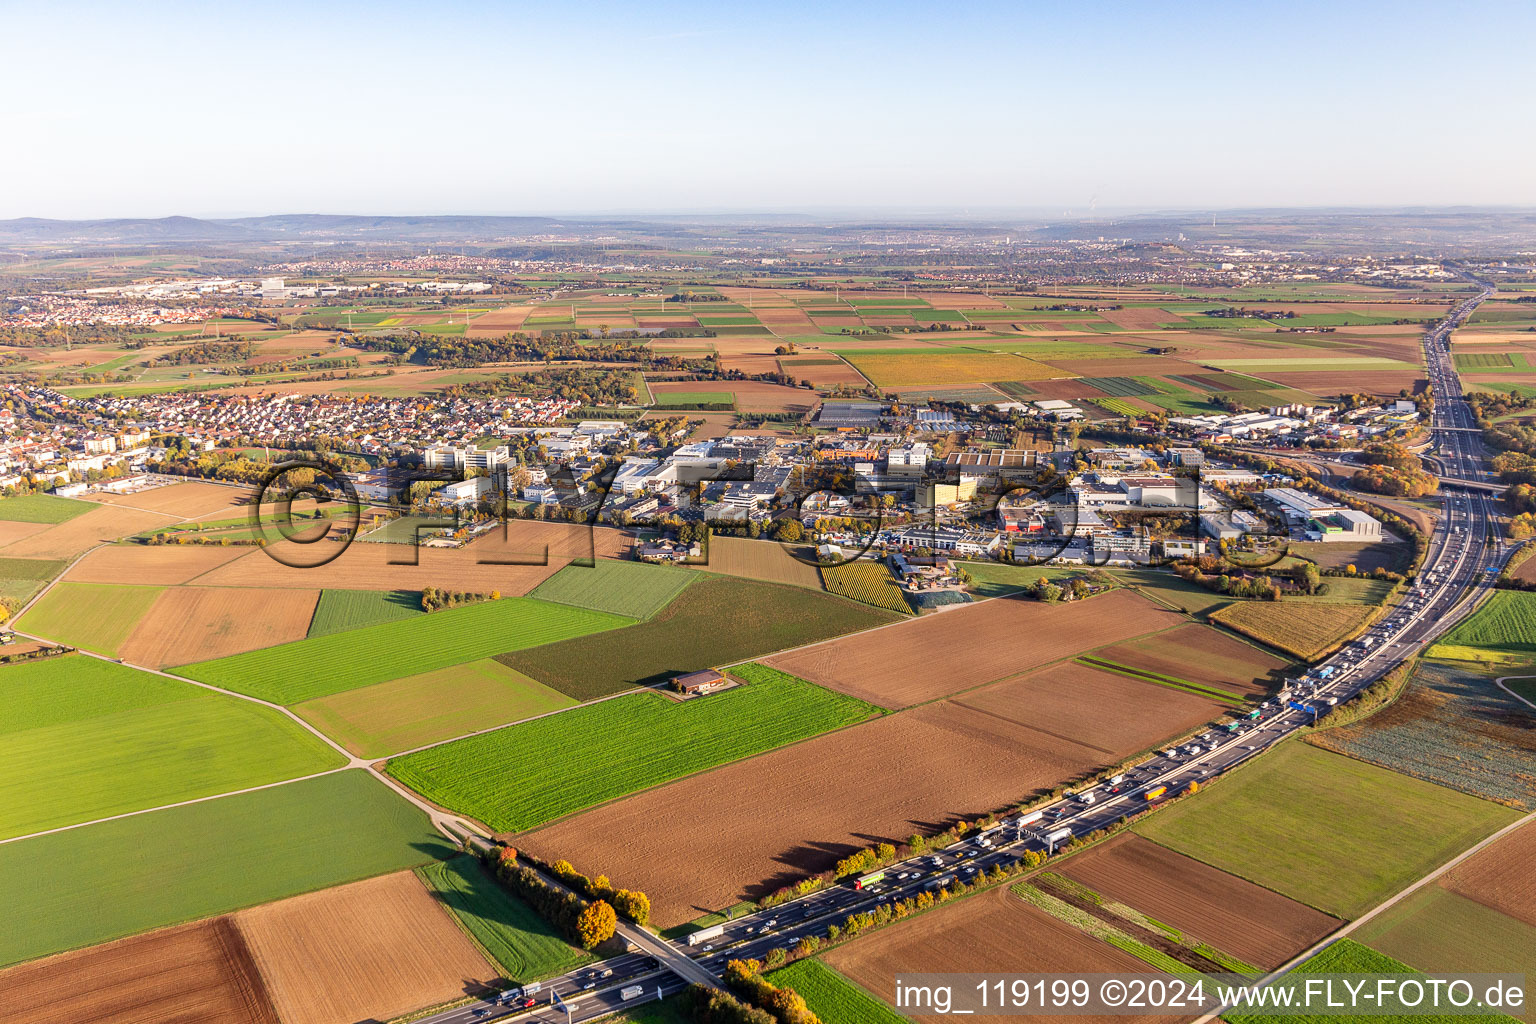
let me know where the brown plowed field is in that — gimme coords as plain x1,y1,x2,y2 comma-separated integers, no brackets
1438,821,1536,927
952,660,1228,757
765,589,1183,708
1262,370,1422,395
1092,623,1288,697
86,481,248,518
1102,306,1180,330
65,544,253,585
467,304,533,337
119,586,320,667
1057,834,1340,969
0,505,174,559
823,887,1185,1024
194,521,629,593
651,380,816,412
0,917,280,1024
233,871,493,1024
522,671,1215,926
694,533,823,589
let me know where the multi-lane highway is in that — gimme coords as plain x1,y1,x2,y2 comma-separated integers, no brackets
421,279,1509,1024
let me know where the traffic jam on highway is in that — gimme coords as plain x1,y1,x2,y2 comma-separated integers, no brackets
422,283,1508,1024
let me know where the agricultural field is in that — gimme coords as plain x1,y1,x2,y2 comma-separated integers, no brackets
1289,539,1410,574
957,561,1095,598
765,588,1183,709
822,887,1183,1024
0,655,342,839
1226,939,1521,1024
118,586,319,667
529,559,696,619
1428,590,1536,665
500,575,899,701
1056,834,1340,969
387,663,880,831
15,581,161,654
1090,623,1291,699
766,959,904,1024
86,480,247,517
819,559,912,614
1135,741,1518,918
0,770,456,967
840,349,1061,387
177,596,633,704
1351,884,1536,979
0,918,281,1024
294,658,575,757
233,871,493,1024
0,502,175,559
521,659,1243,927
306,587,424,637
696,532,824,588
1210,599,1377,660
63,542,252,584
1308,660,1536,809
417,854,595,980
0,492,93,523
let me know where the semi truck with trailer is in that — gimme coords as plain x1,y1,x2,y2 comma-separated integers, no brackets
854,870,886,890
687,923,726,946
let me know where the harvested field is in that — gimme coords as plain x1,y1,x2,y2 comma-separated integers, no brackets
521,680,1216,926
1350,884,1536,980
86,480,247,518
952,660,1233,757
1438,819,1536,927
1262,369,1423,395
1057,834,1340,969
234,871,493,1024
119,586,320,668
64,543,253,584
765,589,1183,708
823,887,1182,1024
192,520,630,593
0,504,175,559
1092,623,1289,698
0,917,280,1024
1211,600,1377,660
0,519,49,546
841,350,1061,387
697,533,823,588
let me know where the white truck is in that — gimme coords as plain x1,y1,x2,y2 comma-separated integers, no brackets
687,923,725,946
621,985,645,1000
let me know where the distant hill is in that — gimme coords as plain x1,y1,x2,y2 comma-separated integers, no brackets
0,214,571,244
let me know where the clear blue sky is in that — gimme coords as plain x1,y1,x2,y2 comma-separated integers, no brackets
3,0,1533,218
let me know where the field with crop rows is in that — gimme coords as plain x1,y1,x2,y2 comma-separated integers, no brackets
388,663,880,831
529,560,696,619
0,655,343,839
416,855,594,980
177,597,633,703
1430,591,1536,660
17,582,163,656
306,588,424,637
0,493,93,524
1211,600,1376,659
819,560,911,614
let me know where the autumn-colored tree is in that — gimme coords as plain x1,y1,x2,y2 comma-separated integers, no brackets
577,899,616,949
497,847,519,870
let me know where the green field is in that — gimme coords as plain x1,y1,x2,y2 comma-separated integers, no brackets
306,588,425,637
294,658,575,757
417,854,594,981
176,597,633,704
767,959,904,1024
0,556,68,580
0,655,344,839
819,560,911,614
1136,742,1518,918
0,493,93,524
387,663,880,832
1430,591,1536,658
529,560,696,620
1226,939,1519,1024
1351,883,1536,977
959,562,1095,599
16,582,164,655
0,769,456,967
498,575,900,701
361,514,457,544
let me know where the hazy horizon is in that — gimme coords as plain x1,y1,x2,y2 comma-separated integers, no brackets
5,0,1534,219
